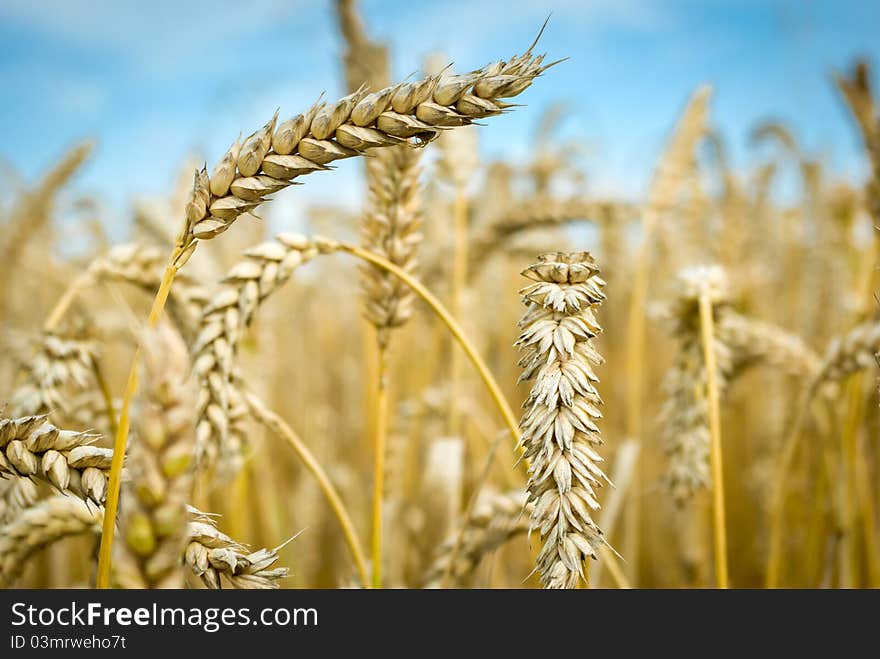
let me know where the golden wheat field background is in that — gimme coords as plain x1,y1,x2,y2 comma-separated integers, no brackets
0,0,879,589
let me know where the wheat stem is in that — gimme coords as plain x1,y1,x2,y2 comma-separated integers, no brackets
698,287,728,588
338,243,522,460
242,389,369,587
44,271,94,332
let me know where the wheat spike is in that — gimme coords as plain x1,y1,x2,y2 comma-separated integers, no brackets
193,235,339,476
515,252,609,588
0,414,111,506
661,266,734,504
175,44,555,260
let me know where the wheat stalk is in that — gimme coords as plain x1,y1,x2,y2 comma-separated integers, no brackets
515,252,609,588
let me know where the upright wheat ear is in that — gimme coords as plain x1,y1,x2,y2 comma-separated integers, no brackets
114,323,195,589
515,252,609,588
661,265,732,504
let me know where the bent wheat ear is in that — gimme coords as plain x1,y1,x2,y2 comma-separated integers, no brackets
515,252,609,588
0,498,290,588
0,496,102,587
175,43,555,260
469,199,637,278
0,415,111,506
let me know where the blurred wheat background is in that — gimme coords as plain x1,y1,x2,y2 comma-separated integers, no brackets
0,0,879,589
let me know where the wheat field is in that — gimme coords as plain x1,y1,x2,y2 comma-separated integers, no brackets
0,0,878,589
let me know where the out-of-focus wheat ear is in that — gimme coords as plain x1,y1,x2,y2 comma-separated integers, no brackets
423,489,529,588
0,415,111,506
468,199,638,278
808,318,880,395
0,496,103,587
515,251,610,588
87,243,207,344
835,60,879,223
660,265,733,504
0,141,94,313
113,322,196,589
336,0,390,92
723,312,821,379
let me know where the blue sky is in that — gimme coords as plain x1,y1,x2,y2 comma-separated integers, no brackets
1,0,878,233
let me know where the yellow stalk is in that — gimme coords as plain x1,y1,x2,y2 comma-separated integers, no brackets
698,287,728,589
95,254,180,588
244,391,370,587
337,243,523,465
766,393,810,587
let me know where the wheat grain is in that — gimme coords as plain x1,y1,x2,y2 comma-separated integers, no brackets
184,507,290,589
